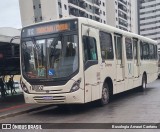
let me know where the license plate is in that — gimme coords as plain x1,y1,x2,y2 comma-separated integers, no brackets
32,85,44,91
43,96,53,100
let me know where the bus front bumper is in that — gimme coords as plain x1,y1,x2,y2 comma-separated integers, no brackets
23,90,84,104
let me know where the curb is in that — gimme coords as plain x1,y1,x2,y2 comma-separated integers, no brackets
0,104,54,120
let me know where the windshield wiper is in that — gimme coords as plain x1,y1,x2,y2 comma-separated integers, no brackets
31,37,40,51
49,34,63,56
50,34,63,48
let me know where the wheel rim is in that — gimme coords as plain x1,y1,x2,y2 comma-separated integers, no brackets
102,87,109,104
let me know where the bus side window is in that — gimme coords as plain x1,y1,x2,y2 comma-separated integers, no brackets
133,39,138,60
155,45,158,60
99,31,114,60
114,35,122,60
142,42,149,60
125,37,133,60
140,41,143,60
149,44,154,60
83,36,98,63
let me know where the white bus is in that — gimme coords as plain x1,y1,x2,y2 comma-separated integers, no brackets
20,17,158,106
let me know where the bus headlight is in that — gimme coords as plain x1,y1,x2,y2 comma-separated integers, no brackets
70,78,81,93
20,78,29,94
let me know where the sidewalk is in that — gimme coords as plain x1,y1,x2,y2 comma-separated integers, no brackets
0,89,54,120
0,87,24,104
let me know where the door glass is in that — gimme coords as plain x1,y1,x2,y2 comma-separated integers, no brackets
83,36,98,63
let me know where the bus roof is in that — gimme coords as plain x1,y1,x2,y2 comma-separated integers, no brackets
78,17,157,45
22,17,157,45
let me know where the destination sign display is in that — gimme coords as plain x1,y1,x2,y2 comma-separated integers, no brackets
22,20,78,37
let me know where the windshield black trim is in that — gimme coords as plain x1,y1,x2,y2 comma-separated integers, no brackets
22,70,79,86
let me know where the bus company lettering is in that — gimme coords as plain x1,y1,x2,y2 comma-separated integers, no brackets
36,24,69,35
105,63,112,67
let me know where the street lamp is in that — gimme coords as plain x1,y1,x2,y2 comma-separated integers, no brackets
10,36,20,57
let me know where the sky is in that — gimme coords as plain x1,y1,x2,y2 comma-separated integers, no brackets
0,0,22,28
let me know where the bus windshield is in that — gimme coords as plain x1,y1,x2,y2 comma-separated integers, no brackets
21,34,78,79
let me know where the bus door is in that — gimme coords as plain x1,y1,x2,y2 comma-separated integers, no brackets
82,25,100,102
114,34,124,82
125,37,134,89
133,38,140,78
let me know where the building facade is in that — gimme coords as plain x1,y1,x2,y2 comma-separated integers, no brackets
106,0,138,33
19,0,107,27
138,0,160,43
19,0,138,33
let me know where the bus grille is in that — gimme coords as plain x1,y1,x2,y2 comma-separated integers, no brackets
33,96,66,103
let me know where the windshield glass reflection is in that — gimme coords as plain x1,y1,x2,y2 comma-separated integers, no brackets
22,34,78,79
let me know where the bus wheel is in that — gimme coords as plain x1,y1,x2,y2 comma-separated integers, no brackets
158,74,160,79
98,83,110,106
139,74,147,91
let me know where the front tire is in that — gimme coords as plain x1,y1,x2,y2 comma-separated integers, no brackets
158,74,160,79
98,83,110,106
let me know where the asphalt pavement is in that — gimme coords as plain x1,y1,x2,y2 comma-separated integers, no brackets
0,80,160,131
